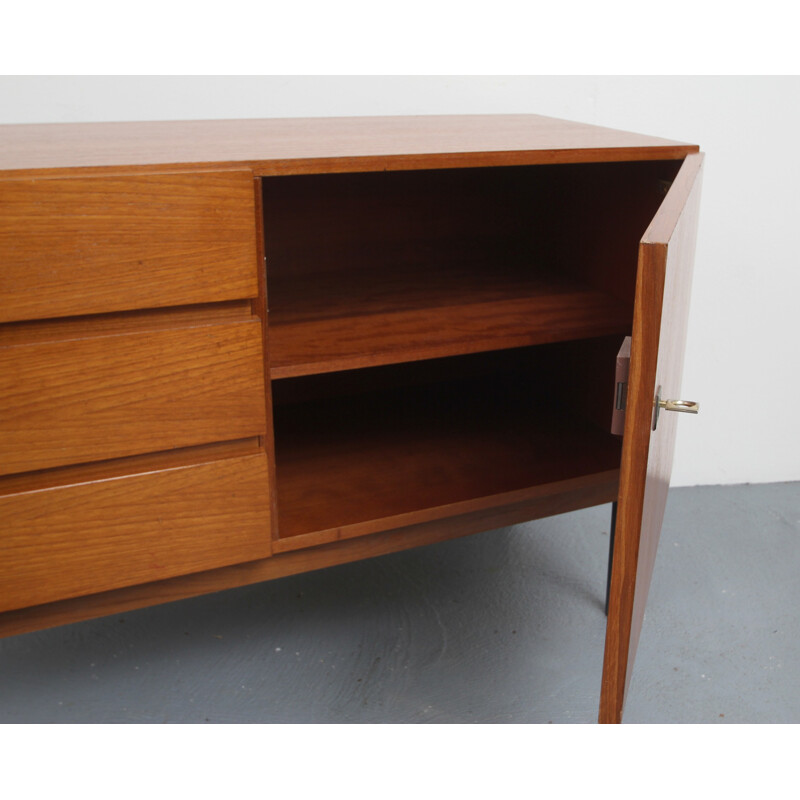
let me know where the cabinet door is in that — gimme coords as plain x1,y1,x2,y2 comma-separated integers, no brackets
599,153,704,723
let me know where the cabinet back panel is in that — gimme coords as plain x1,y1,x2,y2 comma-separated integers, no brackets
529,160,683,307
262,162,681,307
263,167,536,277
272,351,623,539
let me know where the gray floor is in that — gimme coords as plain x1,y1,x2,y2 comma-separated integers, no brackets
1,482,797,723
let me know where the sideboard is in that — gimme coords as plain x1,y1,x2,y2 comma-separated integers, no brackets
0,114,702,723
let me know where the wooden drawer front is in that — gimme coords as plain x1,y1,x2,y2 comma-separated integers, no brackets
0,453,271,613
0,320,267,476
0,171,259,323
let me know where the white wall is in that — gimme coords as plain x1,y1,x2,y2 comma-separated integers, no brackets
1,76,798,488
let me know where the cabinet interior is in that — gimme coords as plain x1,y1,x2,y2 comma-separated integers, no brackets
262,159,682,544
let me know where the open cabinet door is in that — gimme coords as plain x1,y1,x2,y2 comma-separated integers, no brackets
599,153,704,723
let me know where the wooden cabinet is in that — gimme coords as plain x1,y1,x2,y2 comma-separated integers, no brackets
0,115,703,723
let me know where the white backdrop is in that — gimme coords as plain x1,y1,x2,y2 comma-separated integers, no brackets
2,75,797,488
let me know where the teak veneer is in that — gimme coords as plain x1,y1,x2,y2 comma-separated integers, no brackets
0,114,703,723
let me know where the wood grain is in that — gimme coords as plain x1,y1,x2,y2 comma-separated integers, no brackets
0,171,259,323
0,115,698,177
250,177,281,539
272,366,623,542
269,266,631,378
262,166,557,279
0,469,619,639
0,319,267,475
0,116,703,726
599,153,704,724
262,163,669,378
0,437,262,495
0,452,272,613
527,160,684,307
0,300,253,347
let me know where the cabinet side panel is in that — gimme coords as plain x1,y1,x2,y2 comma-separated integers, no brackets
600,154,704,723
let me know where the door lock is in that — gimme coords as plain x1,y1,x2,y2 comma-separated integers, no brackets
653,386,699,430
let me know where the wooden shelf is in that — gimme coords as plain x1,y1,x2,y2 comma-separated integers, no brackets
268,263,631,378
272,370,622,547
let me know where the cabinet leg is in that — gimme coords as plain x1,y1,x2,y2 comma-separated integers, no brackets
604,501,617,616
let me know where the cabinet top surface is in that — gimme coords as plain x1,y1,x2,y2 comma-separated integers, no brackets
0,114,698,177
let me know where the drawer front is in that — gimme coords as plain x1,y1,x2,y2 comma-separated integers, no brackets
0,453,271,613
0,171,259,323
0,320,267,476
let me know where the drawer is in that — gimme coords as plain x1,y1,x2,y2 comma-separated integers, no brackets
0,453,271,613
0,171,259,323
0,319,267,476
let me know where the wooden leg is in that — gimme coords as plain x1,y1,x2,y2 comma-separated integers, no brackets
604,501,617,616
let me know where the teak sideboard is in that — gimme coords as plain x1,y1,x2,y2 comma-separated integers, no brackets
0,115,702,723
